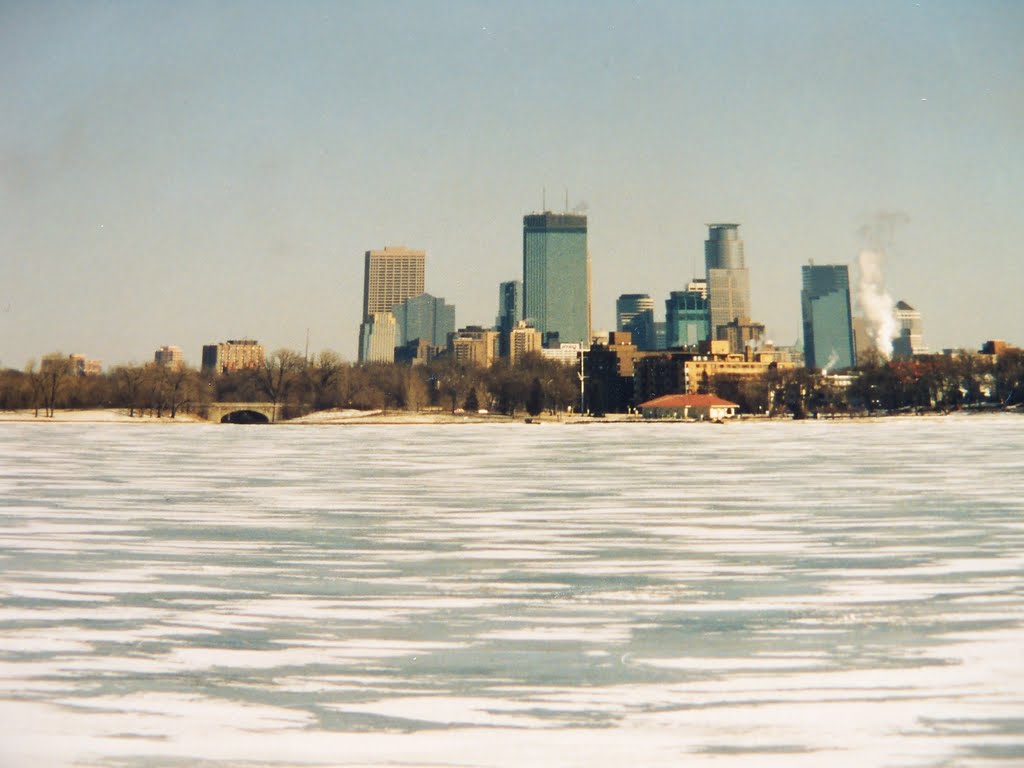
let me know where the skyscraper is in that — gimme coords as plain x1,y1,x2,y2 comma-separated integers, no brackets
892,301,927,358
359,246,426,363
665,288,709,348
705,224,751,349
616,293,655,350
392,293,455,348
496,280,523,357
361,246,426,317
523,213,590,348
359,313,398,364
801,264,855,370
615,294,654,330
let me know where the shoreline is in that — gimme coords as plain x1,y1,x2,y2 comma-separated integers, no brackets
0,406,1016,425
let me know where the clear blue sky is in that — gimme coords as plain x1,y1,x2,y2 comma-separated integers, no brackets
2,0,1021,366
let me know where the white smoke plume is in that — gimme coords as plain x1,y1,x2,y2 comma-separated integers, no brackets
854,211,907,359
856,250,897,358
822,349,840,375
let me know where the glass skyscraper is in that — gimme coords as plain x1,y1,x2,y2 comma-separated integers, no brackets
616,293,655,350
496,280,523,357
801,264,855,370
665,289,709,348
523,213,590,348
391,293,455,348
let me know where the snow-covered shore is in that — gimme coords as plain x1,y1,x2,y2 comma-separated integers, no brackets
0,409,204,423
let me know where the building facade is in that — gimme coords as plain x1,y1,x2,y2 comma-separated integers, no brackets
361,246,426,318
508,321,543,366
201,339,266,374
359,246,426,363
616,294,654,331
640,394,739,420
716,317,765,354
391,292,455,348
154,345,184,369
633,340,797,403
540,342,582,366
616,293,656,351
69,354,102,376
665,288,709,349
583,331,645,414
496,280,523,357
523,213,591,348
892,300,928,358
801,264,855,370
359,313,398,364
448,327,500,368
705,224,751,350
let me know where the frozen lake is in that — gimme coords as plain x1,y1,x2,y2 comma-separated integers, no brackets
1,415,1023,767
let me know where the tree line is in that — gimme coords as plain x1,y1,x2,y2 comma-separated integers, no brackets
0,350,580,419
708,349,1024,418
1,347,1021,419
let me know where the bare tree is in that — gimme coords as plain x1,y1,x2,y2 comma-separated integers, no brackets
257,349,304,421
24,360,45,417
112,365,146,417
165,366,199,418
39,354,73,417
404,368,429,412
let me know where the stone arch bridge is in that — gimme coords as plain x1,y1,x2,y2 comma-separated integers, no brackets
200,402,283,424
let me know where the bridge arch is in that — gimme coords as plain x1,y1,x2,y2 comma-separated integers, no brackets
202,402,281,423
220,409,271,424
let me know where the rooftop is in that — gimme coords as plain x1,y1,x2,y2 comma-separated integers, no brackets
639,394,739,409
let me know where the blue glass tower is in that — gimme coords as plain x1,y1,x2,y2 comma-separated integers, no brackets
801,264,855,370
665,289,710,348
523,213,590,348
391,293,455,348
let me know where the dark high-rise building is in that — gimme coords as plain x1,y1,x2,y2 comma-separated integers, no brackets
523,213,590,348
616,293,655,351
496,280,523,357
705,224,751,350
392,293,455,349
615,294,653,330
801,263,855,370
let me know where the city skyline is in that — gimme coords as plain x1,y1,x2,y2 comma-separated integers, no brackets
2,2,1022,368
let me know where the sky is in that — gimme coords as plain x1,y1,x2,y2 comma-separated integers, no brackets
2,0,1022,367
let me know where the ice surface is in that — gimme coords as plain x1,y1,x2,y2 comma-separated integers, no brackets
0,415,1023,767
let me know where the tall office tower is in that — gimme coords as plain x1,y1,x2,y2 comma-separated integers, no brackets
616,293,656,350
615,294,654,330
705,224,751,349
359,313,398,364
358,246,426,363
392,293,455,348
687,278,708,299
361,246,426,318
892,300,928,358
801,264,855,370
665,288,710,348
496,280,523,357
523,213,591,348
